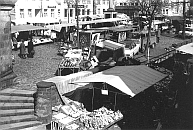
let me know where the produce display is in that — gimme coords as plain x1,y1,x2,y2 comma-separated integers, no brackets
59,58,81,67
79,107,123,130
52,98,123,130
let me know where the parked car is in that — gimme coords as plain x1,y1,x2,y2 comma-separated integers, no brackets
179,27,193,37
120,39,141,58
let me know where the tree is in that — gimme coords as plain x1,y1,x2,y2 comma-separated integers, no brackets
138,0,164,62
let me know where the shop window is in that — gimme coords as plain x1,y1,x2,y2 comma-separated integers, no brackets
82,9,85,15
98,9,100,14
20,9,24,18
163,9,165,14
28,9,32,17
58,9,60,18
82,0,86,4
64,9,68,17
87,9,90,15
166,9,168,14
51,9,55,18
77,9,81,15
97,0,100,4
103,0,105,4
44,9,48,17
70,9,73,17
87,0,91,4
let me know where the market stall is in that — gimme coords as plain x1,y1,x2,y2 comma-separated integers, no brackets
176,42,193,55
71,65,168,102
51,96,123,130
57,49,83,76
11,24,52,48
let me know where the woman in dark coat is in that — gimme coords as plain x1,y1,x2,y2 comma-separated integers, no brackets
28,37,34,58
20,39,26,59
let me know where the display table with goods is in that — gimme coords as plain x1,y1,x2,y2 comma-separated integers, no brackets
51,97,123,130
57,49,82,75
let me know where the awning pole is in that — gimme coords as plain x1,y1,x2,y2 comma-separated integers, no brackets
92,84,94,111
114,92,117,111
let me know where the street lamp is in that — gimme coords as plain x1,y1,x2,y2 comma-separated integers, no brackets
75,0,80,48
40,0,43,17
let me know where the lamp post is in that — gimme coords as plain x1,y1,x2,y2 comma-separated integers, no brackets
75,0,80,48
40,0,43,17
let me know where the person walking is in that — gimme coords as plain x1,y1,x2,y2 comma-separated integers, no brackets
20,39,26,59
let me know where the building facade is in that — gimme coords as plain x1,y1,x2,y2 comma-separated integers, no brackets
12,0,94,24
13,0,60,24
162,0,190,16
95,0,111,15
114,0,140,19
0,0,17,90
60,0,94,23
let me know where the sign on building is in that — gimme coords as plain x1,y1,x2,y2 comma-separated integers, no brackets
72,5,84,8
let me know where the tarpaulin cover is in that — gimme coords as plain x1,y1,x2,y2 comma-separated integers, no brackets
44,71,93,95
97,40,125,50
177,42,193,55
46,23,75,32
72,65,167,97
11,25,46,33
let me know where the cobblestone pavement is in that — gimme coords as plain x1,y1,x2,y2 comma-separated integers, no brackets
10,36,186,91
158,35,184,49
11,42,62,91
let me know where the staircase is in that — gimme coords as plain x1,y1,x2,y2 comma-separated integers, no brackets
0,88,46,130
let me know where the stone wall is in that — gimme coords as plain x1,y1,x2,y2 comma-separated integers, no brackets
0,5,16,90
34,81,63,124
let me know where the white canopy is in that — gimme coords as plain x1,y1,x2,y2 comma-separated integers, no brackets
27,18,59,24
72,65,167,97
177,42,193,55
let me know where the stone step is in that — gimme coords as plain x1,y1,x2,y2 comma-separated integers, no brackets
0,95,34,103
20,124,47,130
0,88,36,97
0,121,42,130
0,115,38,125
0,102,34,110
0,109,34,117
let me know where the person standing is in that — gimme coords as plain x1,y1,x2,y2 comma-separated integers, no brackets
157,28,161,43
20,39,26,59
12,36,18,51
27,37,34,58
